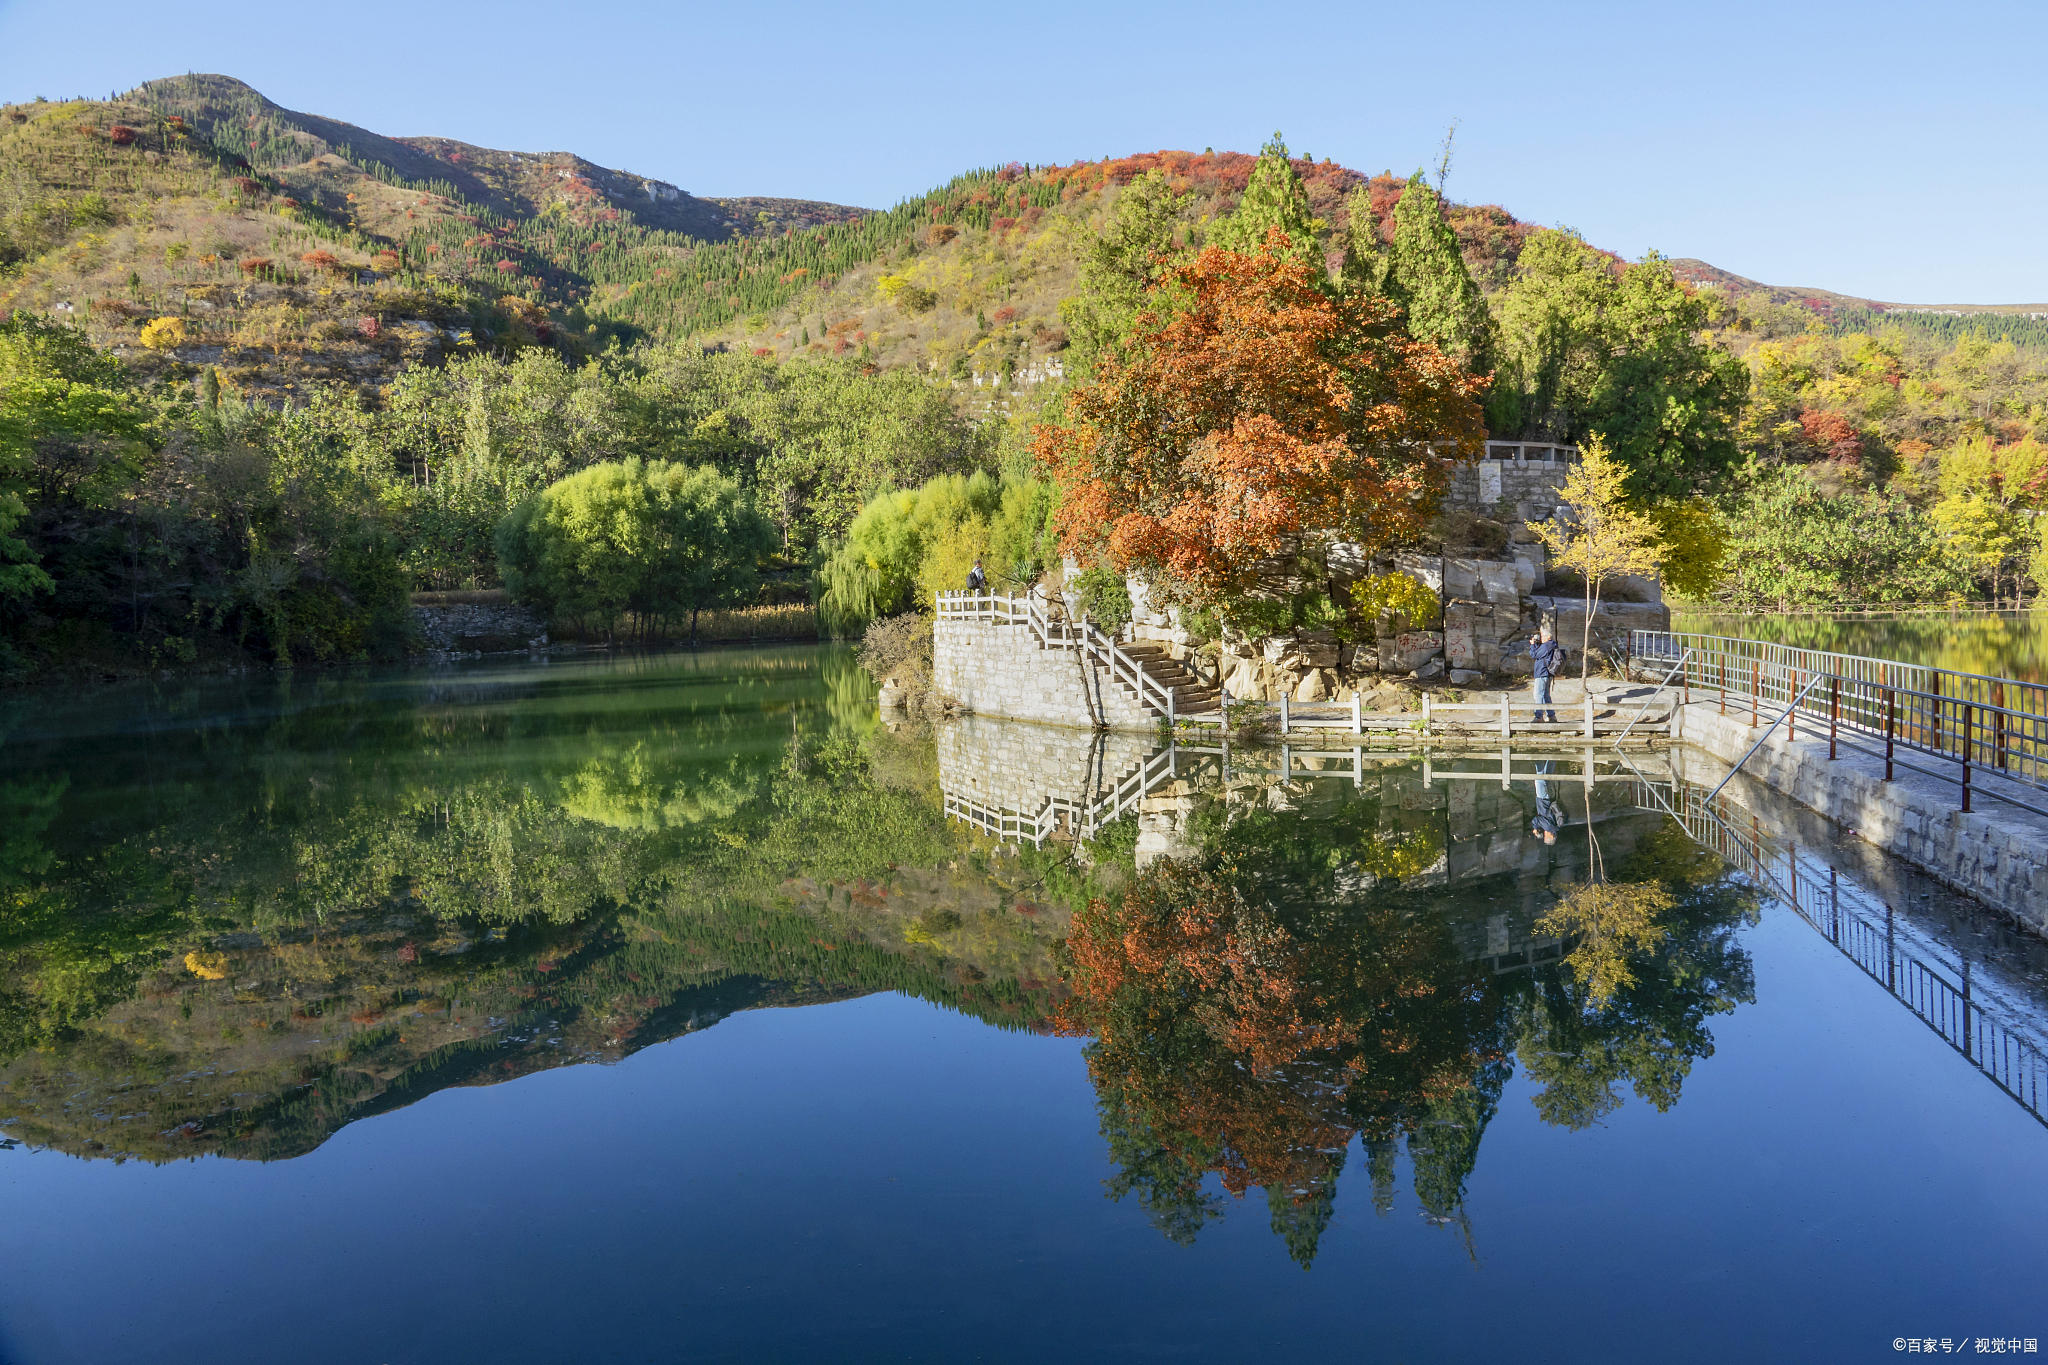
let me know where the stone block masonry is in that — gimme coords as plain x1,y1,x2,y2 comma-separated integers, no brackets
932,617,1159,730
412,602,548,653
1673,702,2048,931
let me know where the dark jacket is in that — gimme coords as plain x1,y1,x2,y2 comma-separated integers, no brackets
965,565,986,591
1530,638,1567,678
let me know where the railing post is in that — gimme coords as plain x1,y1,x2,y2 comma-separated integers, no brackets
1719,656,1726,716
1353,691,1363,736
1500,692,1510,740
1584,690,1594,739
1829,677,1839,760
1994,680,2007,770
1931,672,1942,753
1962,703,1973,813
1885,688,1895,782
1788,670,1799,742
1280,694,1290,735
1421,691,1430,736
1751,660,1759,727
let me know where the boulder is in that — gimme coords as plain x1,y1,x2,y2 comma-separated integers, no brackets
1412,659,1446,681
1380,629,1443,673
1294,670,1328,703
1449,668,1484,685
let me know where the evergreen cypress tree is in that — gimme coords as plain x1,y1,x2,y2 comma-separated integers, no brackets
1207,132,1322,273
1383,171,1493,373
1338,185,1386,295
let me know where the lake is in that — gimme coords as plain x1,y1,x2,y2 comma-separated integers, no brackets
1,646,2044,1364
1673,605,2048,682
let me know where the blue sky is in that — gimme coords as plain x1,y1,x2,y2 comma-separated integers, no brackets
2,0,2041,303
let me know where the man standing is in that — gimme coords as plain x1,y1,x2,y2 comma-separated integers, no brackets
966,558,986,592
1529,622,1565,724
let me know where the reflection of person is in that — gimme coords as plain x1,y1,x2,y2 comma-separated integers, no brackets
1531,759,1562,845
1529,623,1566,724
966,558,986,592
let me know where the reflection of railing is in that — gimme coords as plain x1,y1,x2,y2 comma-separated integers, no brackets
943,743,1193,848
1633,775,2048,1129
937,591,1180,721
1634,630,2048,817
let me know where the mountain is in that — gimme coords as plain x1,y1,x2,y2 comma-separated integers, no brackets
7,73,2046,411
128,74,866,241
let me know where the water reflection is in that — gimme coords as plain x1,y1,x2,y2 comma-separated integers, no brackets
1673,606,2048,682
9,652,2037,1271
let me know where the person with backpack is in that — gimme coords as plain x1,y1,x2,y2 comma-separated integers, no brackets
965,558,986,593
1528,622,1566,724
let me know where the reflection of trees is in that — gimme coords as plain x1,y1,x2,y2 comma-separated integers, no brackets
0,651,1060,1162
1059,792,1760,1265
1059,801,1502,1266
1674,608,2048,683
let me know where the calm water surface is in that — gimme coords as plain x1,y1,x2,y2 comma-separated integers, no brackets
1674,606,2048,681
1,646,2044,1364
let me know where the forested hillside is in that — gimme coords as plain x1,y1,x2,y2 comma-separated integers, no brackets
6,74,2048,682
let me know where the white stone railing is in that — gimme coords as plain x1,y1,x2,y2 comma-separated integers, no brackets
1482,441,1577,461
935,590,1181,721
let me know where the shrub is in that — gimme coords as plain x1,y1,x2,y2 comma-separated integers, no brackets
239,257,272,275
233,176,260,194
927,224,959,246
300,249,339,271
107,125,136,146
138,316,187,350
1071,566,1133,632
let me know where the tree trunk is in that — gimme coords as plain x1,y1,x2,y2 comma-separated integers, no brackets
1582,575,1596,683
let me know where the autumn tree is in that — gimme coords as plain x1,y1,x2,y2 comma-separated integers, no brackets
1931,434,2048,603
1034,231,1487,616
1529,436,1665,680
1382,172,1493,373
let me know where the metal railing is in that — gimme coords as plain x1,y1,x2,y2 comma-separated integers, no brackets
1633,630,2048,817
937,591,1181,721
1634,775,2048,1129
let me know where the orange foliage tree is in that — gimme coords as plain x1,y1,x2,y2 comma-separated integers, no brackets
1033,228,1486,610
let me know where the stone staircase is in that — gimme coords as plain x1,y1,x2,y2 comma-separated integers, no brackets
1115,642,1222,718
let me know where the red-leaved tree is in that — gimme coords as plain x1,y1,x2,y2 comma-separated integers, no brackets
1032,227,1485,608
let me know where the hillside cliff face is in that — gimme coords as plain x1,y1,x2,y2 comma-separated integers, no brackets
126,74,864,242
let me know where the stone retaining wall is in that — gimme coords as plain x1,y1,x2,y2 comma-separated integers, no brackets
931,618,1159,730
412,603,549,653
1673,703,2048,930
1446,459,1572,511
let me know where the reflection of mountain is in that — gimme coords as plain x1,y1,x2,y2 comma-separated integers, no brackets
0,652,1100,1165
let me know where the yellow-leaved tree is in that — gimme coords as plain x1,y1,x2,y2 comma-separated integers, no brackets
1529,436,1666,681
1931,435,2048,605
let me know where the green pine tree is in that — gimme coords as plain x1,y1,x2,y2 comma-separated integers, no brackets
1383,171,1493,373
1207,132,1323,273
1338,184,1387,295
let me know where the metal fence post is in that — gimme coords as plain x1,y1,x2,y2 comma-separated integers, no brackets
1751,660,1759,727
1830,677,1839,760
1962,702,1973,813
1885,688,1895,782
